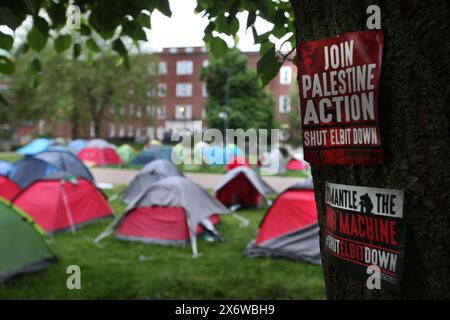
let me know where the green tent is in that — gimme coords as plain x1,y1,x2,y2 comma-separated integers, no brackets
117,144,136,164
0,199,56,283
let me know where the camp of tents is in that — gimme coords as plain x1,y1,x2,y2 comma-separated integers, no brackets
1,138,319,284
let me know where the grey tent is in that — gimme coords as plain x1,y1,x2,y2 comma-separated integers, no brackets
260,149,286,175
8,151,93,189
245,180,321,265
33,150,94,181
214,166,275,208
97,176,229,256
121,159,183,204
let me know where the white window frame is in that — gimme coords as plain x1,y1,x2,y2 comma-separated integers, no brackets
176,83,193,97
280,66,292,85
157,127,165,140
158,61,167,75
119,125,125,138
109,123,115,138
175,105,192,120
158,83,167,97
157,105,166,119
176,60,193,75
147,126,154,139
279,95,291,113
128,124,134,137
202,82,208,97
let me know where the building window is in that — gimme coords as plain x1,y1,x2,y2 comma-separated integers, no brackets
120,106,125,116
280,66,292,85
136,127,142,138
119,125,125,137
176,60,193,75
176,83,193,97
157,127,165,140
156,106,166,119
146,106,153,117
136,107,142,118
128,124,134,137
148,62,157,75
109,123,115,138
90,123,95,138
202,108,206,119
129,103,135,116
147,85,156,97
147,126,154,139
280,125,290,141
169,48,177,53
279,95,291,113
202,82,208,97
175,105,192,120
158,61,167,75
158,83,167,97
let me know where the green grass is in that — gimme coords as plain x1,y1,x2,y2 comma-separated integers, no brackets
0,153,23,163
0,186,325,299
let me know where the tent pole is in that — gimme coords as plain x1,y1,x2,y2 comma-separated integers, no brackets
61,181,76,234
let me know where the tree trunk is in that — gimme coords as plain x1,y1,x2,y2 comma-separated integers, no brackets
290,0,450,299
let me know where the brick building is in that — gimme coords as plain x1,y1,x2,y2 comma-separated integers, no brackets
11,47,297,142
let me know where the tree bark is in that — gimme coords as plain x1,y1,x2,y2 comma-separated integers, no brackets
290,0,450,299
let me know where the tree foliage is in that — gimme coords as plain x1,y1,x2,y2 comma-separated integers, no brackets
201,49,275,133
5,50,157,138
0,0,294,89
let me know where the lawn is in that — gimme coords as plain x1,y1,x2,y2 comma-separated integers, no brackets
0,186,325,299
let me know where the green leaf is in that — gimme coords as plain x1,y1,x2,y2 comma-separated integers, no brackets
259,40,272,56
33,16,49,37
80,23,92,36
257,45,282,87
252,27,270,44
246,11,256,29
205,21,215,35
209,36,228,58
86,39,101,53
27,28,47,51
29,57,42,73
112,38,129,68
137,12,151,28
47,1,66,28
0,32,14,50
73,43,81,59
54,34,72,53
122,20,147,41
156,0,172,17
0,7,26,30
0,56,15,74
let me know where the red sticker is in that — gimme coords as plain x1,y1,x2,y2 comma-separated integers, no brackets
297,30,385,165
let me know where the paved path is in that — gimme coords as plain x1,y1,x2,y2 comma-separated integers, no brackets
91,168,304,193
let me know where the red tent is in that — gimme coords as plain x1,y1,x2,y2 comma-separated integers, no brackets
286,158,309,171
117,207,220,244
245,181,321,264
77,147,122,166
214,167,275,209
12,175,113,234
226,156,251,171
0,176,21,201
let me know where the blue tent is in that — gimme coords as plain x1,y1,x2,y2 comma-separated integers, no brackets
203,145,243,165
17,138,54,156
0,160,12,176
131,146,172,166
9,150,94,188
68,139,88,153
